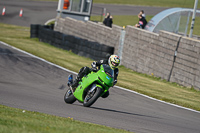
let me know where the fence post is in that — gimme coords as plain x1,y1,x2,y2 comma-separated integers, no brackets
103,8,106,20
118,26,126,62
189,0,198,38
184,12,191,36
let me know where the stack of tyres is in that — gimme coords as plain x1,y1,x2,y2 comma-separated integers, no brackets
30,24,40,38
63,35,72,50
100,44,114,60
54,32,63,47
38,26,46,42
77,39,88,57
38,25,43,39
73,37,81,54
47,30,55,45
85,42,92,58
30,24,114,61
42,27,49,43
50,24,54,30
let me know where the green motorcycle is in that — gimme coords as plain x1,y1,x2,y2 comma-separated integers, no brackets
64,64,114,107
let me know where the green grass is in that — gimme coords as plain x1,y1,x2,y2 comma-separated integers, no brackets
178,16,200,36
0,105,131,133
0,23,200,112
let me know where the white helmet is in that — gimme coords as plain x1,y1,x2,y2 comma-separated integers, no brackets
108,55,120,69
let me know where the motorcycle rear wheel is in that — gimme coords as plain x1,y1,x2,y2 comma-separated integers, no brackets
83,87,102,107
64,88,76,104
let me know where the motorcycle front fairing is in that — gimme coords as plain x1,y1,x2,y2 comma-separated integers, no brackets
73,65,114,102
73,72,100,102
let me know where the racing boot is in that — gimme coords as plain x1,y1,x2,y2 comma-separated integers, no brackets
71,66,88,91
67,75,73,87
71,77,81,92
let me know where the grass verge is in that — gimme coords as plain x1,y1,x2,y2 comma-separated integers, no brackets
0,105,131,133
0,23,200,112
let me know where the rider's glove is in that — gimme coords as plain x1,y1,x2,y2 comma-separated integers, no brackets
91,67,98,72
91,61,98,72
91,61,96,68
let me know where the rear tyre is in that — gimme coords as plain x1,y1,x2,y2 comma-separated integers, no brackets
83,87,102,107
64,88,76,104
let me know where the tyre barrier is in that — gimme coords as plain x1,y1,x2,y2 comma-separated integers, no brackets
30,24,114,61
30,24,40,38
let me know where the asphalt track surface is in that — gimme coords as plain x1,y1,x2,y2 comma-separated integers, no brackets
1,42,200,133
1,1,200,133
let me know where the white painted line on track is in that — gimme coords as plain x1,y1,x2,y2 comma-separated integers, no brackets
1,41,200,114
0,41,77,75
116,86,200,113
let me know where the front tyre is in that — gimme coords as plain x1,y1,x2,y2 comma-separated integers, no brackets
83,87,102,107
64,88,76,104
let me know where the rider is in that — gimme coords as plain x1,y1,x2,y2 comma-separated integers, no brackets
71,55,120,98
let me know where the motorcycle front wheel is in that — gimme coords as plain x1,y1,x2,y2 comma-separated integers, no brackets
64,88,76,104
83,87,102,107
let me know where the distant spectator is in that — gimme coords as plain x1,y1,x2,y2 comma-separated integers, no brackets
103,13,113,28
139,10,145,18
135,14,147,29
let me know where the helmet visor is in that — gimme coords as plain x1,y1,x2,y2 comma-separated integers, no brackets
112,61,118,66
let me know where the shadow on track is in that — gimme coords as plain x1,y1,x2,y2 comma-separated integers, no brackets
90,106,161,119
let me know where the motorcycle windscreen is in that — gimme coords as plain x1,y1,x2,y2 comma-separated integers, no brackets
98,64,114,86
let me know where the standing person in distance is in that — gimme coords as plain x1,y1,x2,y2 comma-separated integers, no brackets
140,10,145,18
103,12,113,28
135,14,147,29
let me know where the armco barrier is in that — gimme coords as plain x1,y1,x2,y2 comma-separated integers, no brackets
30,24,114,61
54,17,200,90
